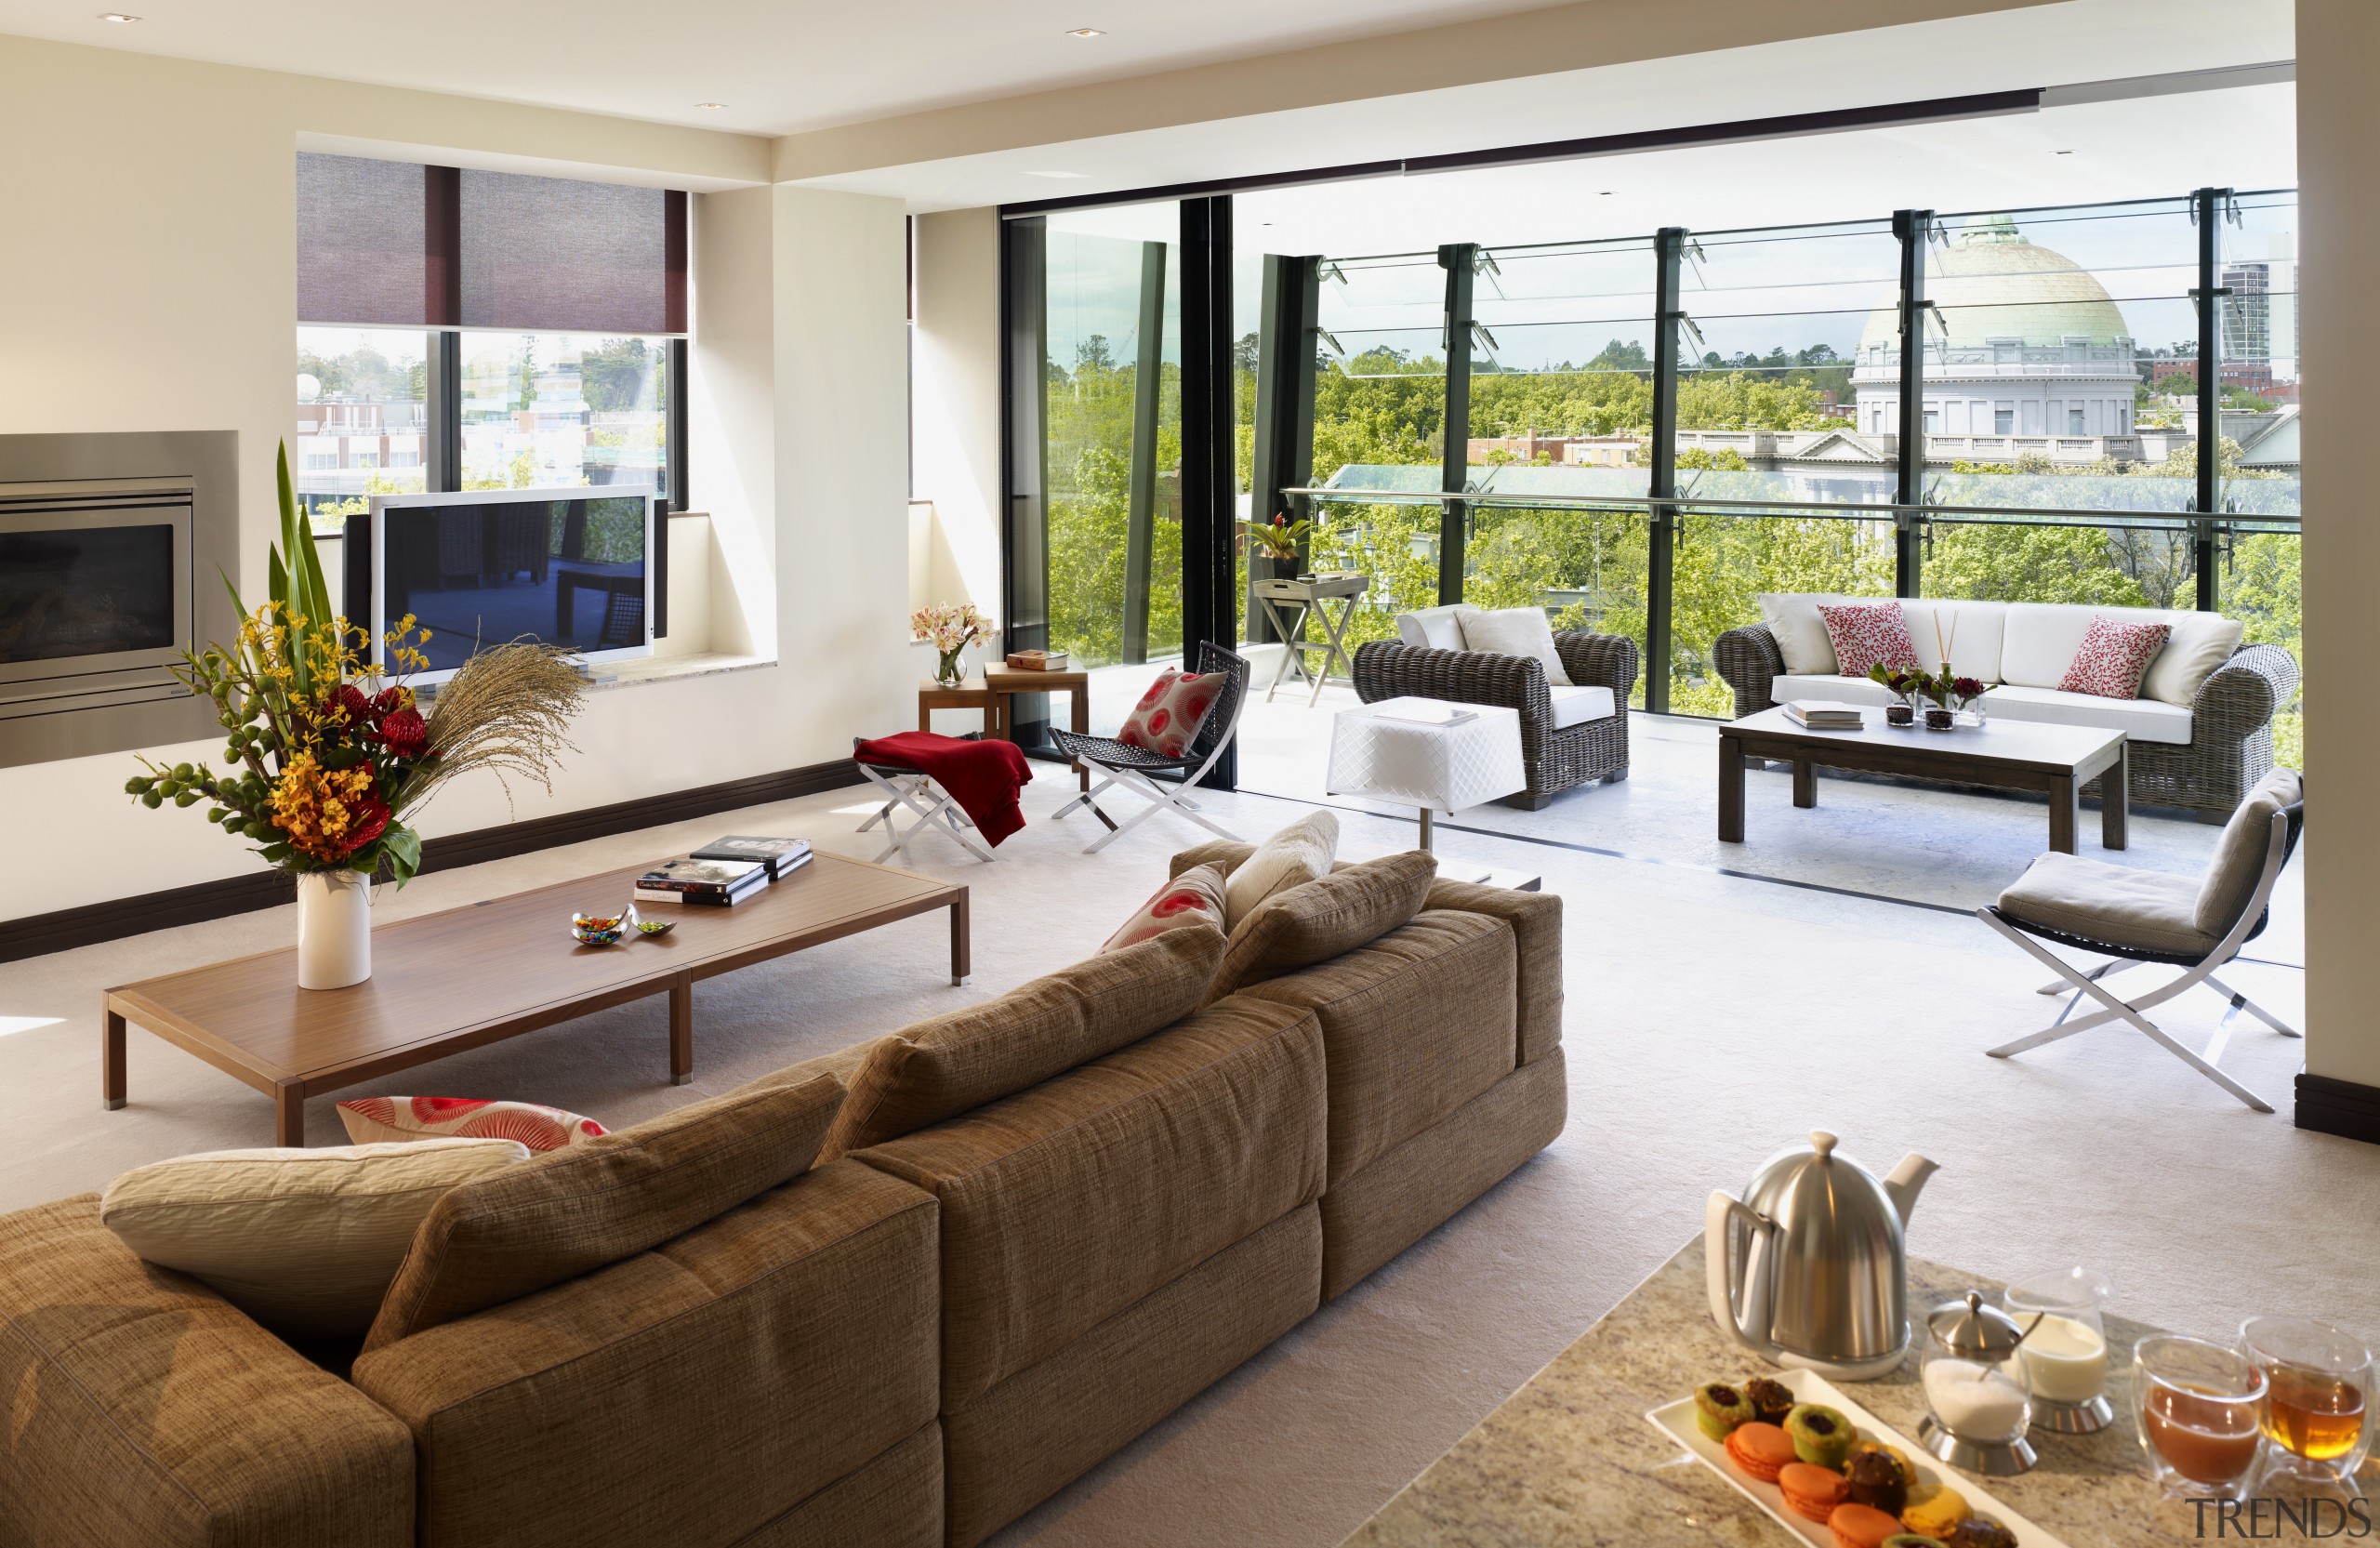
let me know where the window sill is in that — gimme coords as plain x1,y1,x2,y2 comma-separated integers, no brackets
581,651,775,693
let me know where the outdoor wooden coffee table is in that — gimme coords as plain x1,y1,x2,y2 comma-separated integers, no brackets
1719,707,2128,855
101,852,967,1146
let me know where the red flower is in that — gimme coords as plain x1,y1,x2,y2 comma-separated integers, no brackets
344,795,391,853
1952,676,1986,699
333,683,372,725
371,687,407,721
378,706,430,760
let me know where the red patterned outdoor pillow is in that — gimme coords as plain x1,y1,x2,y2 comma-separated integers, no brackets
1815,602,1921,679
337,1096,608,1153
1117,668,1227,759
2059,615,2172,700
1100,862,1228,953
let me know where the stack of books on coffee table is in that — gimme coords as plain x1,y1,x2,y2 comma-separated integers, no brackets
1783,700,1866,731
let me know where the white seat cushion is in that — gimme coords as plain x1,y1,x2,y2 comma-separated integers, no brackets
1897,599,2008,683
2000,852,2216,957
1548,685,1617,729
1395,604,1480,652
1772,672,1900,708
1459,607,1574,686
1983,683,2194,745
1756,593,1847,674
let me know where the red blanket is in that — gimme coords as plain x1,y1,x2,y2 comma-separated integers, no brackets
854,732,1035,847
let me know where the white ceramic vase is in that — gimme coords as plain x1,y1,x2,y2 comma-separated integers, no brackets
297,869,373,989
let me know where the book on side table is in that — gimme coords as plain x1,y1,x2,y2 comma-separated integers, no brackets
1784,700,1866,731
690,835,813,880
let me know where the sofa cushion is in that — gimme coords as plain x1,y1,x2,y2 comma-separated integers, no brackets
364,1072,843,1351
1897,598,2008,683
1983,683,2193,745
2000,602,2109,688
853,996,1328,1408
1099,862,1227,954
2143,612,2247,707
1773,672,1899,708
1817,601,1921,678
99,1138,530,1343
1422,878,1565,1065
1459,606,1574,685
1395,603,1480,651
2195,767,2303,938
336,1096,607,1152
1207,850,1439,1004
351,1160,940,1548
823,926,1225,1159
1222,809,1338,928
1999,852,2215,957
1236,908,1517,1184
2060,615,2172,700
1548,684,1617,728
1757,592,1847,674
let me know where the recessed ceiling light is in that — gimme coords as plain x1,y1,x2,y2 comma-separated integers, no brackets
98,11,139,20
2055,149,2075,155
694,102,729,111
1598,191,1615,196
1065,27,1104,38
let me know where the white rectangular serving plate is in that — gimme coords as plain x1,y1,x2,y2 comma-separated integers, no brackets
1644,1367,2070,1548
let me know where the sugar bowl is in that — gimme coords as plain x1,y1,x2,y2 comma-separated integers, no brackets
1918,1290,2038,1475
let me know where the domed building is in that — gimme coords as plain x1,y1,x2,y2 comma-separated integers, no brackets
1850,213,2139,443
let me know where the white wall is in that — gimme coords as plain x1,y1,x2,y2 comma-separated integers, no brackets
2296,0,2378,1092
910,207,1006,625
0,36,912,921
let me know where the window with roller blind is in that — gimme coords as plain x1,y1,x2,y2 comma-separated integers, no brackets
294,152,688,524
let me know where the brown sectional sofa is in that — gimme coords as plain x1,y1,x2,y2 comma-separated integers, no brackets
0,849,1564,1548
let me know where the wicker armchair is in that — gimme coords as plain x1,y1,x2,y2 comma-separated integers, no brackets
1352,632,1640,809
1711,621,2300,821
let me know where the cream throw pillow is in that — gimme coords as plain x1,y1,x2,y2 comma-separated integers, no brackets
1757,592,1846,675
2141,613,2246,707
1222,809,1339,929
101,1137,529,1342
1457,607,1573,686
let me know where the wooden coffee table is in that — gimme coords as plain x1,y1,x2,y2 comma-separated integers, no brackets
1344,1235,2198,1546
101,853,967,1145
1719,707,2128,855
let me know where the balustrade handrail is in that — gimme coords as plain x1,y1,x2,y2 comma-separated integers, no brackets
1278,485,2301,529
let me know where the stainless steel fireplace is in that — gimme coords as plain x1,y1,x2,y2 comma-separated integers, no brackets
0,432,240,769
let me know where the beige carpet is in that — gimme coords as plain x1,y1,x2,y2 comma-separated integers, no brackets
0,738,2360,1548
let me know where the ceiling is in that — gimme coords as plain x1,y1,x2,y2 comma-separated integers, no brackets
0,0,1578,136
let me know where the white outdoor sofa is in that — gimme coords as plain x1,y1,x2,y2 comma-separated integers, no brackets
1713,595,2298,820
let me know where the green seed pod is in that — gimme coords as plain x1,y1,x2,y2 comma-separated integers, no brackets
124,776,149,795
140,790,163,809
174,791,199,808
205,808,228,824
172,763,193,780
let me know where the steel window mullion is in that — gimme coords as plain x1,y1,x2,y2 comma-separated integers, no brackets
1436,243,1477,606
1892,208,1933,598
1646,228,1686,715
2191,185,2229,612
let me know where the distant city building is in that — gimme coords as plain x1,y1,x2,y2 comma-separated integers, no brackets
1851,214,2140,442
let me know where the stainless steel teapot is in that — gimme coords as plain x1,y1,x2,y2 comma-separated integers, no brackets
1705,1130,1939,1381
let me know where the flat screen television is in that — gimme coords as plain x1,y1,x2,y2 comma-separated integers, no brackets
353,487,659,684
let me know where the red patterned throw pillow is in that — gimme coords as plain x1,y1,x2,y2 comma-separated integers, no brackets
337,1097,608,1153
1117,668,1228,759
1815,602,1921,679
2059,615,2172,700
1100,862,1228,953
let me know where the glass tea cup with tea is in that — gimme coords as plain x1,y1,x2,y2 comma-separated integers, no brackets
2134,1335,2268,1500
2241,1316,2373,1496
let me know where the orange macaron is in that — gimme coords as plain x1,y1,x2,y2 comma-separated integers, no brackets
1724,1422,1798,1483
1778,1462,1851,1522
1828,1502,1904,1548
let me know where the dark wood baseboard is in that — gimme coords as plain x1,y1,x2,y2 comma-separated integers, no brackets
2295,1074,2380,1146
0,759,866,965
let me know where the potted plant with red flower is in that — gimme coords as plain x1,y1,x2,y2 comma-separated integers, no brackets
1240,510,1316,584
126,445,585,988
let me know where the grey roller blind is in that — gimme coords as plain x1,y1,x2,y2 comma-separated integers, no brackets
459,170,685,335
296,153,438,326
297,157,686,334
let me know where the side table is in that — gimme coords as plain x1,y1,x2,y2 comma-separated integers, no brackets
1253,574,1370,707
1327,697,1540,890
917,670,1093,793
